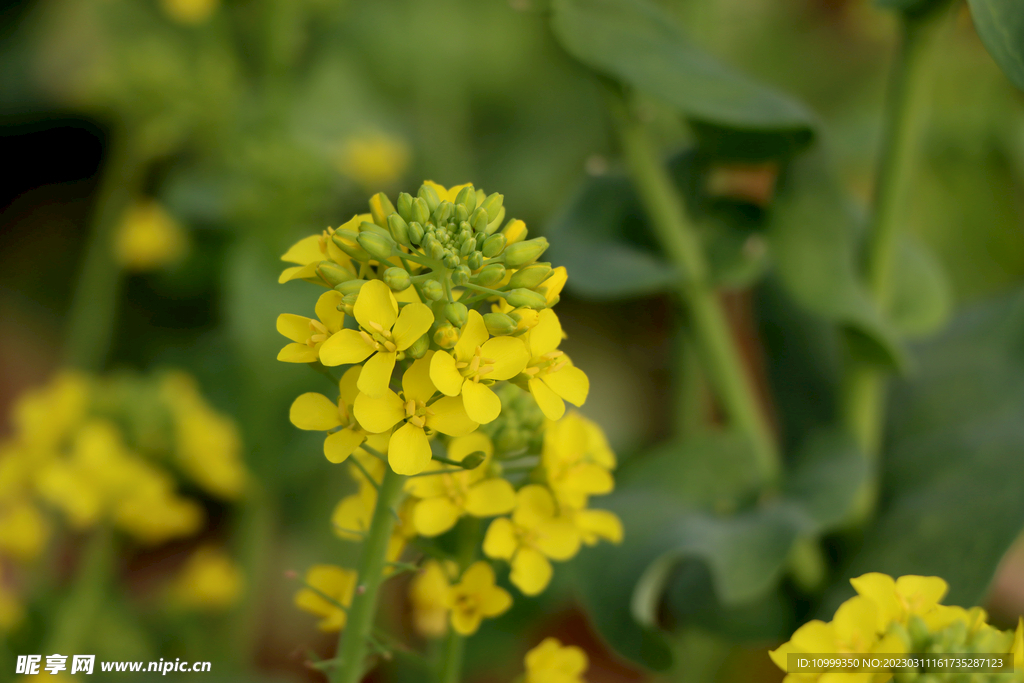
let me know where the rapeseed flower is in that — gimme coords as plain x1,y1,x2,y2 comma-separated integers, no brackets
542,412,615,509
0,499,49,562
446,561,512,635
169,546,244,611
518,310,588,421
278,219,360,285
295,564,357,632
289,366,377,464
524,638,589,683
409,560,456,638
276,290,347,364
114,200,187,271
334,133,411,189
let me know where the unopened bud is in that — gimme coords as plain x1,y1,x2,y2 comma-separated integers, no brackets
443,253,459,269
483,312,516,336
340,293,359,315
443,302,469,328
334,279,368,296
397,192,415,222
317,261,356,287
454,203,469,223
467,251,483,271
482,233,506,258
452,264,471,285
357,231,397,261
370,193,396,228
432,201,453,225
470,208,489,234
429,240,445,261
503,237,548,268
508,263,552,289
359,221,391,237
459,237,477,257
485,206,506,235
505,288,548,310
509,307,539,334
419,279,444,301
332,234,371,262
459,451,486,470
387,213,411,246
454,185,477,212
383,267,411,291
411,197,431,225
405,333,430,359
433,322,459,349
474,263,505,286
408,221,425,245
480,193,504,224
418,184,441,212
502,218,527,244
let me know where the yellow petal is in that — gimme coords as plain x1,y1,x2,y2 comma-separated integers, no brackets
540,266,567,305
535,519,582,559
315,290,346,333
454,310,488,361
277,343,318,363
339,365,362,406
789,619,837,654
281,234,323,264
319,329,375,366
510,547,552,596
429,351,464,397
850,573,900,629
278,263,320,284
324,428,364,464
482,517,517,560
354,279,398,332
448,432,493,463
464,478,516,517
423,180,455,202
462,381,502,424
1012,617,1022,670
480,336,530,380
358,351,397,398
388,422,433,475
392,303,434,350
894,575,948,612
529,378,565,420
425,397,478,437
542,365,589,407
528,309,563,356
460,561,496,594
768,641,798,671
481,585,512,617
354,390,405,433
289,393,342,431
404,462,448,499
402,352,437,404
414,496,463,536
513,485,556,527
832,595,880,643
451,606,482,636
277,313,313,343
574,509,622,545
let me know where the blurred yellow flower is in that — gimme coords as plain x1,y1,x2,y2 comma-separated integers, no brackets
169,546,244,611
289,366,377,464
519,310,588,421
542,413,615,509
160,0,219,25
10,371,88,452
277,290,347,364
849,573,949,630
278,220,359,286
295,564,357,632
335,133,411,189
0,499,49,562
409,559,455,638
524,637,589,683
446,561,511,635
331,476,410,569
0,575,23,631
565,507,622,547
114,200,187,271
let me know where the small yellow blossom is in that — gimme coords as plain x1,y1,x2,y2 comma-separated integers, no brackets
409,560,456,638
114,200,187,271
405,433,515,537
430,310,530,424
542,413,615,509
289,366,378,464
11,371,89,452
295,564,357,632
524,638,589,683
334,133,411,189
278,218,360,285
849,573,949,631
331,479,411,568
319,280,434,397
160,0,219,24
422,181,474,203
277,290,347,364
565,507,623,547
169,546,244,611
519,310,588,421
446,561,512,635
0,499,49,562
354,352,478,475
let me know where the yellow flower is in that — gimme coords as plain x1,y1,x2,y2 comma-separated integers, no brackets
542,413,615,509
331,479,411,569
277,290,347,364
1014,617,1023,672
289,366,378,464
405,433,515,537
160,0,219,24
409,559,456,638
295,564,357,632
319,280,434,397
334,133,411,189
446,561,512,635
538,266,568,307
0,578,22,632
278,218,361,285
429,310,530,424
422,181,474,203
11,371,89,452
565,507,623,546
354,352,478,475
519,310,588,421
169,546,244,611
113,200,187,271
0,499,49,562
483,485,580,596
524,637,589,683
849,573,949,631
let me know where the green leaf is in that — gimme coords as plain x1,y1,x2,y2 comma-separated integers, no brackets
550,0,816,150
967,0,1024,91
889,234,952,338
825,287,1024,611
765,148,905,369
782,429,871,533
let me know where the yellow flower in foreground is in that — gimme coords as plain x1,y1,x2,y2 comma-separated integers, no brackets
524,638,589,683
277,290,346,364
409,560,456,638
170,546,244,611
319,280,434,397
295,565,357,632
160,0,219,24
483,485,579,596
422,180,473,203
334,133,411,189
542,413,615,509
405,433,515,537
849,573,949,631
114,200,187,271
354,352,477,475
11,371,89,452
430,310,530,424
566,507,623,547
519,310,588,421
446,561,512,635
289,366,377,464
538,266,568,307
278,218,361,285
0,499,49,562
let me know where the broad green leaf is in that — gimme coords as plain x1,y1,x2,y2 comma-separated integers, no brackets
888,234,952,338
550,0,816,155
968,0,1024,91
781,429,871,532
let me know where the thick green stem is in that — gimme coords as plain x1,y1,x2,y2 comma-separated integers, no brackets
608,93,779,482
332,467,405,683
438,629,465,683
64,132,144,371
44,527,115,654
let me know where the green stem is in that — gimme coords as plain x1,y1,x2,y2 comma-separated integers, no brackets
438,629,465,683
332,467,405,683
64,132,144,371
44,527,115,653
608,91,779,482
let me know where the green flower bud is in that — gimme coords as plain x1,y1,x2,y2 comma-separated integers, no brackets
508,263,552,289
480,192,504,224
334,279,368,295
419,279,444,301
432,201,453,225
467,251,483,271
482,233,506,258
485,206,506,235
454,203,469,223
452,264,471,285
459,451,486,470
418,183,441,212
444,253,461,269
340,293,359,316
459,237,477,257
397,192,415,222
483,312,516,336
470,207,489,233
411,197,431,224
443,302,469,328
332,234,371,262
383,267,411,291
387,213,411,246
316,261,356,287
408,221,425,245
405,332,430,360
429,240,445,261
474,262,505,286
433,322,459,349
455,185,477,212
370,192,396,228
357,231,397,261
505,288,548,309
503,237,549,268
359,221,391,237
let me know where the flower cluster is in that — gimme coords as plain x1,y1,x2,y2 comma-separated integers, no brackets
282,182,621,641
770,573,1024,683
0,370,249,630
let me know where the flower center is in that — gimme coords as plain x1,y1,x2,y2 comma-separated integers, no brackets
307,319,329,346
521,350,566,378
457,347,497,383
359,321,398,353
401,396,433,429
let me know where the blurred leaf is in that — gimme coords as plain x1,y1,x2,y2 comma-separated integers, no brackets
876,0,948,12
782,429,871,532
889,234,952,338
967,0,1024,91
550,0,816,159
765,149,905,369
825,287,1024,611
